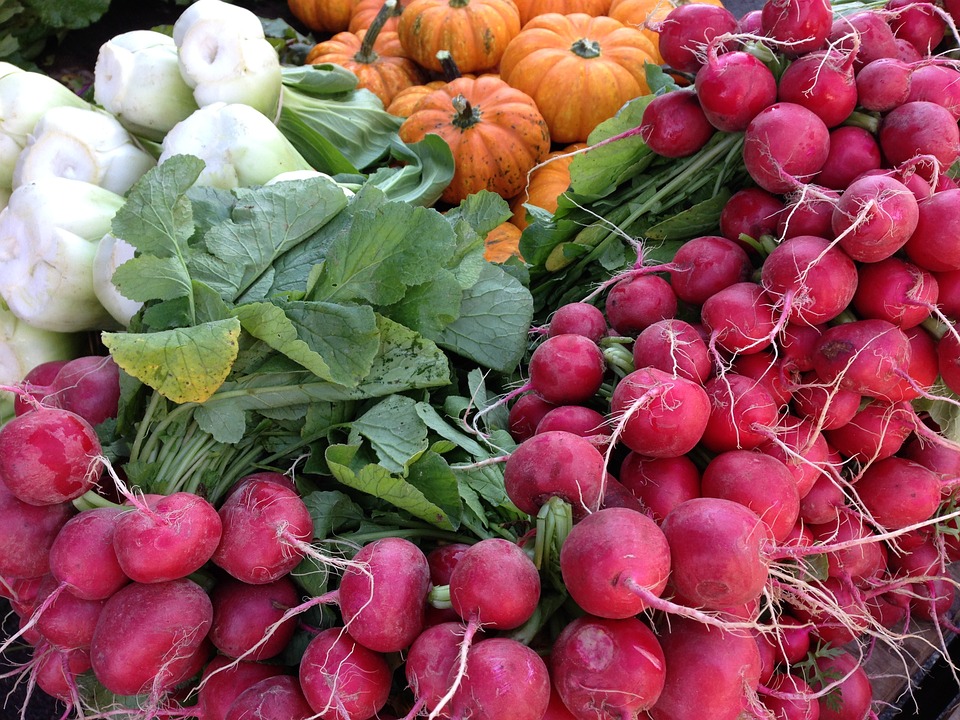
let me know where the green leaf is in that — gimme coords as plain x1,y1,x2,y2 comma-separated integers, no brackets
444,190,512,238
349,395,430,474
644,190,733,241
570,99,654,198
303,489,365,540
112,255,192,303
380,270,462,340
25,0,110,28
435,263,533,372
365,134,455,207
102,318,241,404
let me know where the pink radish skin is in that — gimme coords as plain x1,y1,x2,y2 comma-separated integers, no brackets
814,651,873,720
34,644,91,704
905,64,960,119
777,185,838,240
824,399,915,462
668,235,753,307
758,417,831,499
551,615,667,717
701,282,777,356
809,514,886,583
224,674,314,720
831,174,919,263
730,344,796,408
790,371,861,431
559,507,672,618
890,325,938,402
639,89,716,158
197,655,285,720
338,536,430,652
0,407,102,506
0,482,74,579
528,333,607,405
547,302,608,343
851,257,937,328
780,322,825,373
405,621,467,714
536,404,610,444
656,4,739,73
12,359,68,417
507,393,555,442
855,57,912,112
694,50,778,132
854,456,942,530
604,274,678,336
815,126,882,189
776,49,857,127
299,628,392,720
719,187,784,248
797,457,846,524
88,577,214,697
699,373,779,453
761,0,833,55
209,575,299,660
48,507,129,601
812,319,913,400
633,319,712,385
618,452,701,523
879,101,960,170
904,188,960,272
450,638,551,720
887,0,947,54
828,11,900,69
609,367,711,458
48,355,121,427
31,574,105,648
449,538,540,630
661,497,772,610
503,430,606,519
212,475,314,585
761,672,820,720
113,491,222,584
742,102,831,194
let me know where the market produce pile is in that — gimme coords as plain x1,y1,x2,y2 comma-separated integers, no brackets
3,0,960,718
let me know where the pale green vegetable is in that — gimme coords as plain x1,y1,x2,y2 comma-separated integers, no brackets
174,0,282,119
159,102,313,189
94,30,199,143
93,233,142,328
0,65,88,190
0,178,125,332
13,105,156,194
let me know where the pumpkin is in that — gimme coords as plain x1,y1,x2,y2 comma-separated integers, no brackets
397,0,521,73
305,0,426,107
398,75,551,204
288,0,358,33
498,13,657,143
514,0,612,27
350,0,403,32
484,221,524,262
510,142,586,229
608,0,726,63
384,50,473,117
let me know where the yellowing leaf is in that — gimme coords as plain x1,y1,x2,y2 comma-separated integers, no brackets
103,318,241,403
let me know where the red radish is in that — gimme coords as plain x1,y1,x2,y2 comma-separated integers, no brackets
719,187,784,247
656,4,740,73
427,543,470,585
507,392,555,442
551,614,667,717
855,57,912,112
831,173,919,263
617,452,701,523
758,416,832,499
48,507,128,601
780,322,825,373
813,650,873,720
12,359,68,416
449,538,540,630
602,474,645,512
742,102,831,194
503,430,606,518
224,674,314,720
760,234,858,325
604,273,678,336
761,672,820,720
776,49,857,127
777,185,838,240
298,628,391,720
887,0,947,54
694,50,778,132
824,399,915,461
338,536,430,652
113,491,222,584
88,577,213,696
760,0,833,55
0,406,102,506
904,188,960,272
661,497,772,610
632,319,712,385
668,235,753,307
729,354,793,411
812,319,912,400
30,573,106,649
797,457,846,524
0,482,74,579
854,456,942,530
809,513,886,583
790,371,862,431
528,333,606,405
701,282,777,356
699,373,779,453
639,89,716,158
649,617,762,720
934,268,960,318
829,11,900,69
405,621,468,715
559,507,672,618
209,575,299,660
609,367,711,458
212,475,313,585
48,355,121,426
536,404,610,444
546,302,608,343
815,126,882,189
905,64,960,118
197,655,285,720
893,325,939,401
761,615,812,666
852,257,937,328
449,638,551,720
879,101,960,170
34,644,91,705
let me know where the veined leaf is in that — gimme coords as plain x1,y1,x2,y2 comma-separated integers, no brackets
349,395,430,474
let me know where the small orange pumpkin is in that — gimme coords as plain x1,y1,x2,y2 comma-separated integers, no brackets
514,0,612,27
499,13,657,143
510,142,586,229
608,0,726,62
306,0,426,107
386,50,473,117
350,0,404,32
288,0,358,33
397,0,522,73
484,221,524,262
398,75,551,204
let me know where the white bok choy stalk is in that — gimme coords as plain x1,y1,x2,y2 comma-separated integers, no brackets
265,169,358,197
159,102,313,189
173,0,282,119
0,178,125,332
93,233,142,328
0,63,88,190
13,105,156,195
94,30,199,143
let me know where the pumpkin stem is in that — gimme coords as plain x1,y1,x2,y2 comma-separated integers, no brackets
355,0,398,63
449,0,470,7
570,37,602,59
436,50,463,82
451,93,481,129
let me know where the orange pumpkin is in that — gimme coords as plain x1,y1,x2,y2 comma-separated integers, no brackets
608,0,726,62
350,0,403,32
306,1,426,107
484,221,524,262
397,0,521,73
514,0,612,27
510,142,586,229
499,13,657,143
288,0,358,33
385,50,473,117
398,75,551,204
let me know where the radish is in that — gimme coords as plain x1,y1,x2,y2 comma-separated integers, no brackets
701,282,777,356
760,0,833,55
12,359,68,417
812,319,912,400
855,57,912,112
742,102,831,194
854,456,942,530
812,650,873,720
661,497,772,610
211,474,314,585
546,302,608,343
609,366,711,458
829,11,900,69
551,614,667,717
656,4,740,73
535,404,611,446
719,187,784,248
197,655,285,720
604,273,678,336
851,257,937,328
905,64,960,119
879,100,960,170
758,416,832,499
113,490,222,584
632,319,712,385
809,513,886,583
298,627,391,720
528,333,607,405
28,573,105,649
47,354,121,427
815,126,882,190
47,507,129,601
731,351,792,408
934,268,960,318
224,674,314,720
0,481,74,579
617,452,701,523
668,235,753,307
790,371,862,430
559,506,671,618
824,399,915,461
0,406,102,506
777,185,838,240
209,575,299,660
33,643,90,708
699,373,780,453
780,322,825,373
338,536,430,653
88,577,214,697
904,188,960,272
776,49,857,127
449,637,551,720
405,621,468,716
760,672,820,720
830,173,919,263
639,88,716,158
507,392,555,442
694,50,778,132
503,430,606,519
896,325,939,401
887,0,947,54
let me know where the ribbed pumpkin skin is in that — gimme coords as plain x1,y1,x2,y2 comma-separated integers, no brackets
386,79,448,117
484,220,524,262
499,13,657,143
398,0,522,73
288,0,358,33
398,75,551,204
515,0,612,27
510,142,586,229
349,0,403,32
306,30,426,106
